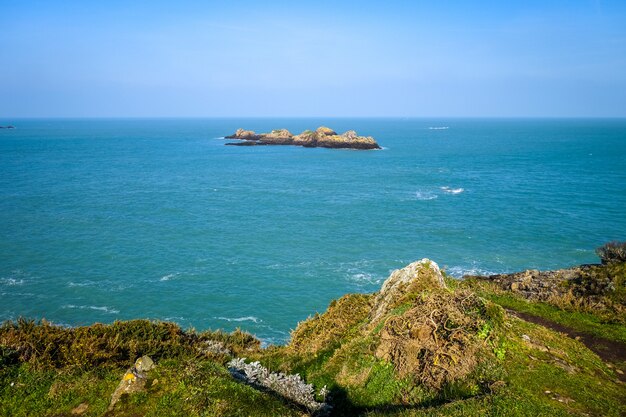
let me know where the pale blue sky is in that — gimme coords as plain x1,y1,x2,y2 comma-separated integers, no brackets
1,1,626,117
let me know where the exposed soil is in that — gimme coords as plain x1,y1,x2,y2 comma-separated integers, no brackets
507,309,626,382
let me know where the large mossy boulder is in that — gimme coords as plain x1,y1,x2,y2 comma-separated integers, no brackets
286,259,504,406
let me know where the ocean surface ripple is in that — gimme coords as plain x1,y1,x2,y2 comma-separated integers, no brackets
1,118,625,344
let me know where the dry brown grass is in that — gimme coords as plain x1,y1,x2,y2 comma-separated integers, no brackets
374,290,493,389
0,318,260,369
287,260,505,391
596,241,626,264
289,293,373,354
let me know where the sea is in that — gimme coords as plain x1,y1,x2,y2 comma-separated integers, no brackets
1,118,625,344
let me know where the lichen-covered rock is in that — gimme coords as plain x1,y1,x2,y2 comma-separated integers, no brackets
259,129,294,145
266,129,293,139
316,126,337,136
468,262,626,319
228,358,331,415
292,129,318,147
369,259,446,325
225,128,259,140
108,355,155,410
342,130,358,140
197,339,231,356
316,130,380,149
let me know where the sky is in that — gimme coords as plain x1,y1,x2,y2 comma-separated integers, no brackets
1,0,626,117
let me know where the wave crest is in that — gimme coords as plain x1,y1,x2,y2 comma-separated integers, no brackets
440,186,464,194
415,191,438,200
62,304,120,314
1,278,24,286
445,266,497,278
215,316,261,323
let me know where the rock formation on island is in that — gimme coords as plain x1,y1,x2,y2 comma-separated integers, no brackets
224,126,381,150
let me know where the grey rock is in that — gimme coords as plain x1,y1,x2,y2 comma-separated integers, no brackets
108,355,155,410
369,259,446,324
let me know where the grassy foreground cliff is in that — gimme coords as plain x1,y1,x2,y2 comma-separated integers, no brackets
1,257,624,416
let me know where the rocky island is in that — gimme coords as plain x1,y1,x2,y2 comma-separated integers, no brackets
224,126,381,150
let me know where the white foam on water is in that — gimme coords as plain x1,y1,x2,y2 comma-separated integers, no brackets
0,278,24,286
215,316,261,323
159,273,180,282
259,333,290,347
445,266,498,278
164,316,186,322
68,281,96,287
415,190,438,200
254,325,290,347
266,263,288,270
67,280,130,292
267,260,315,270
1,270,31,286
428,126,449,130
62,304,120,314
440,186,464,194
1,292,35,297
346,271,383,286
575,248,593,253
339,261,384,287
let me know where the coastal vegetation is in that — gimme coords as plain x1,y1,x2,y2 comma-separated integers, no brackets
596,241,626,265
1,251,624,416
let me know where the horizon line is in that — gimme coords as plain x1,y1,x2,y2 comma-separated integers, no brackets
3,116,626,120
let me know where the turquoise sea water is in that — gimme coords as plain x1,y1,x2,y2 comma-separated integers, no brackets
1,118,625,344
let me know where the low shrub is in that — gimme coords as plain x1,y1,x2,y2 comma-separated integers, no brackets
0,319,260,369
596,241,626,264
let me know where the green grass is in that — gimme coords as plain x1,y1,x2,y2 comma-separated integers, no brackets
478,291,626,343
362,316,625,417
494,318,624,417
1,271,625,417
0,319,301,416
1,315,624,417
0,357,303,417
0,364,119,417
